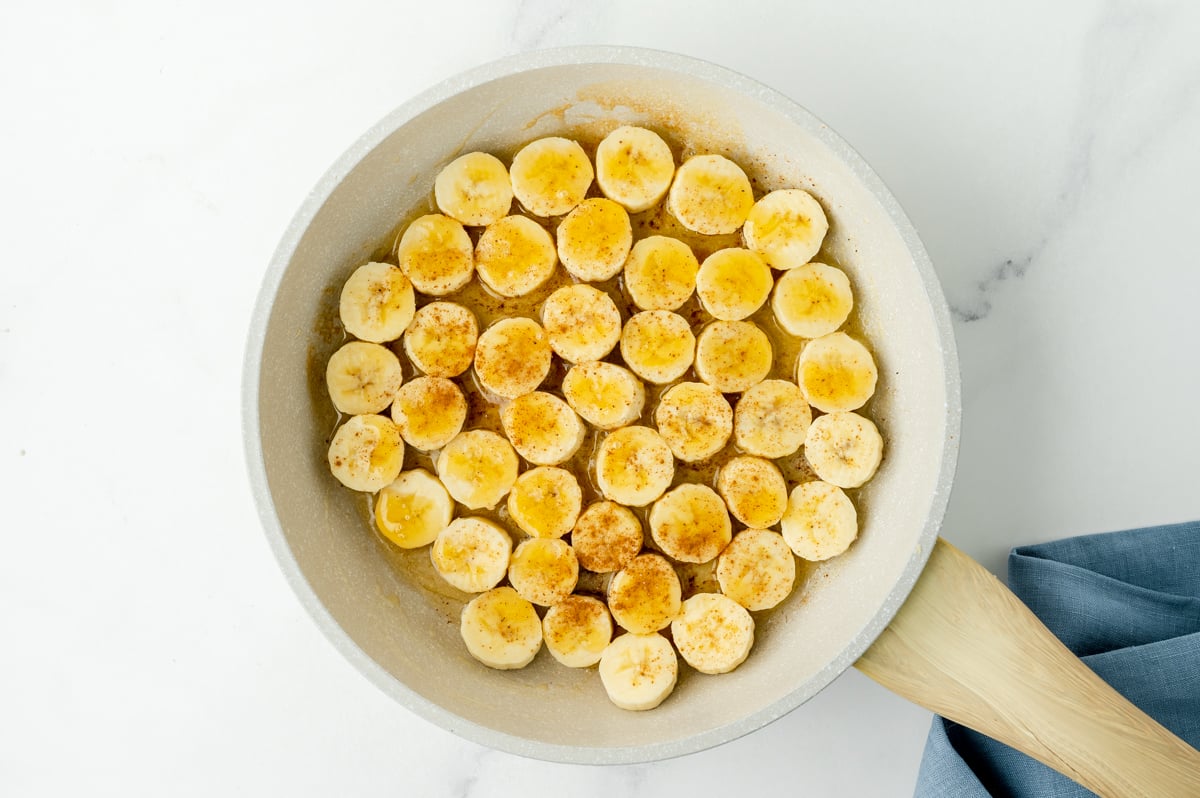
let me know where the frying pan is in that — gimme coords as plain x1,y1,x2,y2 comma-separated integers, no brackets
243,47,1200,795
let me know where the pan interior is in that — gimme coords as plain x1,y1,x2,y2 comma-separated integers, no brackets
251,54,955,761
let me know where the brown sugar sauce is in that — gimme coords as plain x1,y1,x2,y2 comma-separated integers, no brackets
318,126,876,632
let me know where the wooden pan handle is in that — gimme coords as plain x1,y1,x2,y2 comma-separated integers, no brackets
854,537,1200,797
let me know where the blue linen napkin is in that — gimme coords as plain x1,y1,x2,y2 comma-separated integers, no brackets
914,520,1200,797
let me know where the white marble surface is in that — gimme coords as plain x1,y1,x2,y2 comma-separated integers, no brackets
3,1,1199,795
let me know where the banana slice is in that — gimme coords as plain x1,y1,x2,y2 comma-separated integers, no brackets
390,376,467,451
619,310,696,385
732,379,812,458
695,248,773,321
595,125,676,213
556,198,633,281
667,154,754,235
715,456,788,529
435,430,519,510
475,215,558,298
509,137,594,217
500,391,586,466
623,236,700,311
648,483,732,564
460,586,542,669
374,469,454,549
338,262,416,343
543,595,614,668
715,528,796,611
326,341,403,415
607,553,682,634
434,151,513,227
403,301,478,378
506,466,582,539
473,317,552,399
431,516,513,593
595,426,675,507
571,500,644,573
394,214,475,296
327,414,405,493
599,632,678,711
653,381,733,462
804,411,883,488
694,320,772,393
541,284,622,364
561,362,645,430
742,188,829,270
670,593,754,674
794,331,878,413
771,262,853,338
508,537,580,607
780,481,858,561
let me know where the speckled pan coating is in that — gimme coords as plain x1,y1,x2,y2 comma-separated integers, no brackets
243,46,961,765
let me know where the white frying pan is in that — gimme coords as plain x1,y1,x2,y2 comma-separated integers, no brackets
243,47,1200,795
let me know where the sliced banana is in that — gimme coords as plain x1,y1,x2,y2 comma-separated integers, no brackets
338,262,416,343
742,188,828,270
435,429,519,510
622,235,700,311
595,426,675,507
474,215,558,298
508,537,580,607
716,456,788,529
374,469,454,549
403,301,478,378
619,310,696,385
733,379,812,458
607,553,682,634
500,391,586,466
595,125,676,213
541,284,622,364
431,516,513,593
571,500,644,573
543,595,614,668
506,466,582,539
794,331,878,413
473,317,552,399
771,262,853,338
460,586,542,669
804,411,883,488
648,483,732,564
327,414,405,493
509,137,593,217
556,198,633,281
599,632,678,711
670,593,754,675
394,214,474,296
667,154,754,235
653,381,733,462
780,481,858,561
326,340,403,415
694,320,772,393
390,376,467,451
716,528,796,611
434,151,513,227
561,361,645,430
695,248,773,321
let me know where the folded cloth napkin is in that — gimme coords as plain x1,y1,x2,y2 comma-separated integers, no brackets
914,520,1200,797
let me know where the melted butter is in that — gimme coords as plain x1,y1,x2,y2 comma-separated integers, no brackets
321,128,881,627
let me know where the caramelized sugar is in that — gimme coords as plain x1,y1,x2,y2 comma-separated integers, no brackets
312,128,879,629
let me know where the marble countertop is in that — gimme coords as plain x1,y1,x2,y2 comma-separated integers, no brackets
3,1,1199,795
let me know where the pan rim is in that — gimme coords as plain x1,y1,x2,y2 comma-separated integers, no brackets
241,44,962,765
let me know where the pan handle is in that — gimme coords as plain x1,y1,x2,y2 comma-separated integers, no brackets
854,537,1200,798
